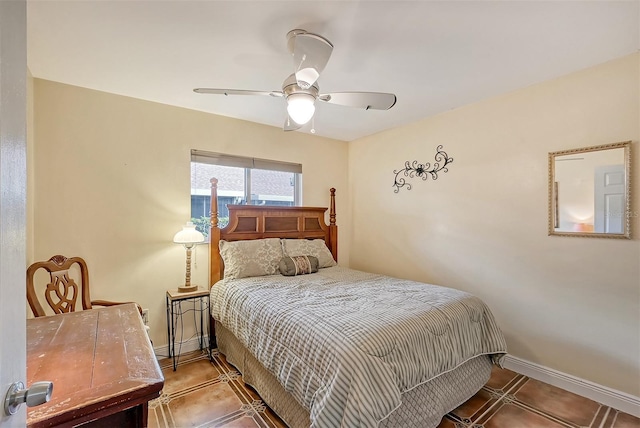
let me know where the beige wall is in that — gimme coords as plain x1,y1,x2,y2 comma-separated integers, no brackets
348,53,639,395
31,80,349,346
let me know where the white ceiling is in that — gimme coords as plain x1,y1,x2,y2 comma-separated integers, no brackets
27,1,639,142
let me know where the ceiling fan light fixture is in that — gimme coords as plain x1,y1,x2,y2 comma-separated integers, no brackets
286,93,315,125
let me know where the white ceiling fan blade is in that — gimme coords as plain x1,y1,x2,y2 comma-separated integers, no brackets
194,88,283,97
287,29,333,89
283,114,303,132
319,92,397,110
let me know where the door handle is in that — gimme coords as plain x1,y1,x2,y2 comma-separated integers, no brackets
4,381,53,415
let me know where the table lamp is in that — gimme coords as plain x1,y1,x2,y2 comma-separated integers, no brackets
173,221,205,292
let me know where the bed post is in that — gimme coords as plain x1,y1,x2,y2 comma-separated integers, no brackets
329,188,338,262
209,178,221,285
209,178,220,348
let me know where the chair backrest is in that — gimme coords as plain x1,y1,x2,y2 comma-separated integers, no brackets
27,255,92,317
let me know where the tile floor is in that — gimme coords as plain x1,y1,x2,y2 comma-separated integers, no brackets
149,350,639,428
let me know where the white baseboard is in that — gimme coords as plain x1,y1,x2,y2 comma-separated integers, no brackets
153,335,211,361
504,355,640,418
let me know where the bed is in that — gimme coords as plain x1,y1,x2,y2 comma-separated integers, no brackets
207,179,507,428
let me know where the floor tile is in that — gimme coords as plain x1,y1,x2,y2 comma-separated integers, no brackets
611,410,640,428
449,387,499,421
486,365,521,391
161,357,225,395
513,378,601,426
478,402,568,427
219,415,264,427
435,415,461,427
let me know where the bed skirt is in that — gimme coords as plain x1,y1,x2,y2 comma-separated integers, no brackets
216,322,492,428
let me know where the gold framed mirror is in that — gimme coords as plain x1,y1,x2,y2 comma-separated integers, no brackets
548,141,632,239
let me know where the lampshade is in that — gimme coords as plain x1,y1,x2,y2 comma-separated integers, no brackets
173,221,205,246
286,93,316,125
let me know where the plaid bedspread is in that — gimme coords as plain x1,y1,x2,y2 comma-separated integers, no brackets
210,267,507,428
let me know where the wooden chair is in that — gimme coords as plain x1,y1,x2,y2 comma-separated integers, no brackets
27,255,141,317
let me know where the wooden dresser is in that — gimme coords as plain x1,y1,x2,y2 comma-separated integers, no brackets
26,303,164,427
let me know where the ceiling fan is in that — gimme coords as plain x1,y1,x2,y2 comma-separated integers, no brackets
194,29,397,132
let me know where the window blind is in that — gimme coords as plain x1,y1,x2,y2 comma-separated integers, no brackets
191,150,302,174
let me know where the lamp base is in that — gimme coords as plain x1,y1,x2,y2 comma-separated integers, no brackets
177,285,199,293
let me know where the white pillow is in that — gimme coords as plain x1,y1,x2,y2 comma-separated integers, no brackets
281,239,337,268
219,238,283,279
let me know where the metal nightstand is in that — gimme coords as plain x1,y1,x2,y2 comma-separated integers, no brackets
165,288,210,371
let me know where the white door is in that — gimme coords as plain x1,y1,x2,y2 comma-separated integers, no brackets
594,164,625,234
0,1,27,426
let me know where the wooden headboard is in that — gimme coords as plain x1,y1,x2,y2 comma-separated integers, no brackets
208,178,338,285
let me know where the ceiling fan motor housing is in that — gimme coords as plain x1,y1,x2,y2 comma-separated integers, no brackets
282,73,319,99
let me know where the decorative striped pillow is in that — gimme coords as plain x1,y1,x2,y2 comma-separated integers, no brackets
279,255,319,276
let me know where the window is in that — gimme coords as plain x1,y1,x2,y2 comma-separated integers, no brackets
190,150,302,236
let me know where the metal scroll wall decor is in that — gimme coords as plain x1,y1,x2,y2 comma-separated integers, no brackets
393,145,453,193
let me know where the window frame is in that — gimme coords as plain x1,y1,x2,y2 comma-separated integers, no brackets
190,149,302,212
